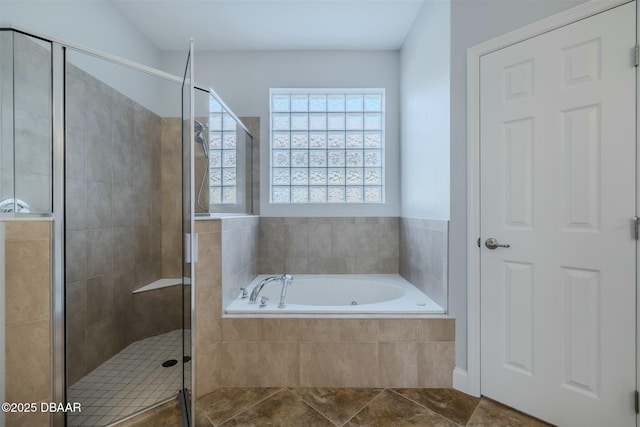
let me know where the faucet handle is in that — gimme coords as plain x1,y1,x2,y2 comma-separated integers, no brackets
239,288,248,299
259,296,269,308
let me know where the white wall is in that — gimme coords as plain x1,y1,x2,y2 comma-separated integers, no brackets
162,49,401,216
400,0,450,220
1,0,169,115
449,0,588,372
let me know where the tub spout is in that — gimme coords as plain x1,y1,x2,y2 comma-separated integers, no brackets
248,274,293,306
278,274,293,309
249,276,281,303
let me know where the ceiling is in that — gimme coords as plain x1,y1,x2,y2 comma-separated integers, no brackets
111,0,425,51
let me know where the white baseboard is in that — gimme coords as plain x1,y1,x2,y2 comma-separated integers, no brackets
453,367,479,397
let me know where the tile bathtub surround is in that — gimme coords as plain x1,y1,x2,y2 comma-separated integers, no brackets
4,221,52,427
197,317,454,389
399,217,449,309
65,64,181,384
124,387,551,427
259,217,399,274
194,216,454,393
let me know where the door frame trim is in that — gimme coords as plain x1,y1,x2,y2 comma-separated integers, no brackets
464,0,635,398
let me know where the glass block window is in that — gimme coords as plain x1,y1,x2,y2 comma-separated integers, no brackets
209,97,236,204
270,89,384,203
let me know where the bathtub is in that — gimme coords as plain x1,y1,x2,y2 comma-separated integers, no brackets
225,274,445,315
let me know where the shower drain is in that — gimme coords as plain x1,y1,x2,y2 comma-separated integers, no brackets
162,357,191,368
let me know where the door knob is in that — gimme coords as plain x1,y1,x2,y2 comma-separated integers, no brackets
485,238,511,250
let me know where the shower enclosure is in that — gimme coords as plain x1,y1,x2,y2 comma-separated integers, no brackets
0,27,253,427
64,46,192,427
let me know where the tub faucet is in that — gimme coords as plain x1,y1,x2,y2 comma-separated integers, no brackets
249,274,289,304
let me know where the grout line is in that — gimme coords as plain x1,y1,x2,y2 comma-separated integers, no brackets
389,389,469,427
213,387,287,426
337,388,386,427
465,397,485,427
339,388,388,426
296,397,340,427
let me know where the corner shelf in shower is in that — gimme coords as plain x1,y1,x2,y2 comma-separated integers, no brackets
132,278,183,294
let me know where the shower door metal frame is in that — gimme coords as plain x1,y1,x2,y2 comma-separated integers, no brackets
51,40,65,427
180,38,196,427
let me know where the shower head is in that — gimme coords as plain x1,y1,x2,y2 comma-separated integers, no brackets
194,120,209,159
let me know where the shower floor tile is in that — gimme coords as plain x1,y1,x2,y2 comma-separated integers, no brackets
68,329,191,427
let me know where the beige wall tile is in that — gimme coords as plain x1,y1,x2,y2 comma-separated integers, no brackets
377,319,418,342
221,318,261,342
4,221,52,404
256,342,299,387
217,342,298,388
5,406,51,427
215,341,255,388
5,239,50,326
195,287,221,348
261,319,299,342
298,319,377,342
419,318,455,342
378,342,419,388
5,221,50,240
299,342,378,388
6,319,51,403
418,342,455,388
195,343,222,398
195,220,221,234
195,231,221,290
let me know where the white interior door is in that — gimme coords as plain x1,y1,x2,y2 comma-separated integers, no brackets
480,3,636,426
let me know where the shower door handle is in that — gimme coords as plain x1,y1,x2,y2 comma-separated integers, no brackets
485,238,510,250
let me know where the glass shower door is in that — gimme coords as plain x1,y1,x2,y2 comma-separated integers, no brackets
180,39,195,426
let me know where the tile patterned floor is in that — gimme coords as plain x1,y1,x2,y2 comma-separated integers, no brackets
68,329,191,427
120,387,554,427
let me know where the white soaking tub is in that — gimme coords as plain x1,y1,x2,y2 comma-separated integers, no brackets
225,274,444,315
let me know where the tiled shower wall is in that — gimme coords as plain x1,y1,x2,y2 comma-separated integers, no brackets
65,65,181,384
0,32,52,213
399,218,449,309
161,118,182,279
